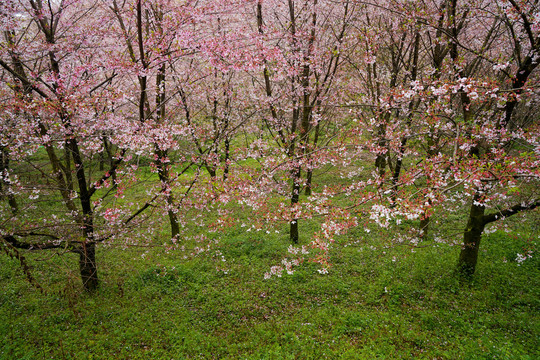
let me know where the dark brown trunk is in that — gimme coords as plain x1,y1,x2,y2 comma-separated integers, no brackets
67,138,100,291
370,60,387,178
207,166,217,179
390,140,405,204
155,149,180,239
304,169,313,196
99,151,105,171
0,147,18,215
419,213,430,239
257,1,287,147
458,195,486,277
292,0,317,239
503,51,538,129
391,32,420,203
457,198,540,277
223,137,230,181
9,2,102,292
304,120,320,196
290,220,299,244
166,203,180,239
79,241,98,292
154,44,179,239
375,151,386,177
290,168,301,244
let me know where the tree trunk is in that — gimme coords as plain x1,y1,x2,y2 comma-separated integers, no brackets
165,197,180,239
290,168,301,244
457,195,486,277
290,220,299,244
418,198,433,239
67,137,101,292
155,149,180,239
0,147,18,215
375,150,387,178
79,241,98,292
304,169,313,196
304,121,321,196
165,195,180,239
99,151,105,171
102,137,117,189
419,214,430,239
223,137,230,181
207,165,217,179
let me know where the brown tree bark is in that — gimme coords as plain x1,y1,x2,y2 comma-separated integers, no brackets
78,242,98,292
457,194,486,277
458,195,540,277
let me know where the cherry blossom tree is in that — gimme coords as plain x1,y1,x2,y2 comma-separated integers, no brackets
350,0,540,277
0,0,158,291
108,0,195,240
450,0,540,276
2,0,537,289
252,0,356,243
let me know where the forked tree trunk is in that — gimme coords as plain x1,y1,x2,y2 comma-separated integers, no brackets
457,195,540,277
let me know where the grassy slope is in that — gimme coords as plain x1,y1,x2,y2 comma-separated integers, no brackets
1,216,538,359
0,151,538,359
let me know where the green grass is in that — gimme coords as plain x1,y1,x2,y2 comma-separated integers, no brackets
1,220,538,359
1,148,538,359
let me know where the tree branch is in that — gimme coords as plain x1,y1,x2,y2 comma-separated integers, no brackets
1,233,67,250
483,199,540,224
0,58,50,99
